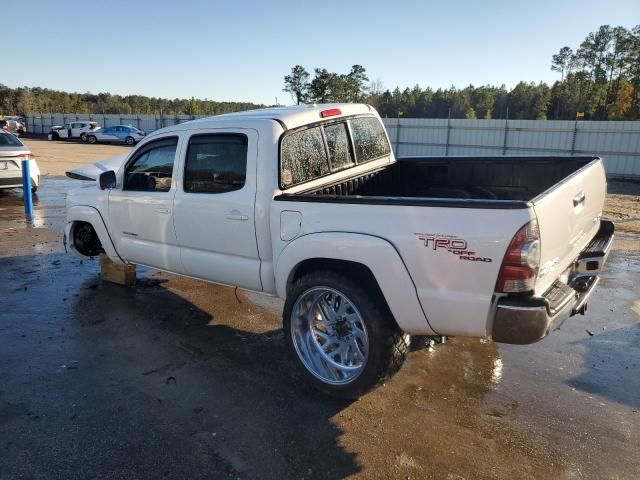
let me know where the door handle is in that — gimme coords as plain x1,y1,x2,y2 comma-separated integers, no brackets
573,191,586,208
153,205,171,214
226,210,249,221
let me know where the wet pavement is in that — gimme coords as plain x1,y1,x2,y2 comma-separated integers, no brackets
1,178,639,479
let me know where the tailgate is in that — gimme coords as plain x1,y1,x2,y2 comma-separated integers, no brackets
532,158,606,295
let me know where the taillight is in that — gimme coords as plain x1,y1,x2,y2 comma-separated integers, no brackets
495,220,540,293
17,153,35,162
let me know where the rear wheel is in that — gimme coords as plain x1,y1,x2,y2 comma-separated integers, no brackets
87,135,97,144
125,136,135,145
284,270,409,399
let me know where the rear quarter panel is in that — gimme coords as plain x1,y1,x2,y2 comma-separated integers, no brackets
271,200,533,337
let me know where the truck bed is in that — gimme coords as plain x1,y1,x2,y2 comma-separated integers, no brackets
279,156,597,207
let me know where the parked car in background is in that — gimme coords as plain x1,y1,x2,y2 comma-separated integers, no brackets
0,131,40,192
1,118,27,136
50,122,100,141
87,125,146,145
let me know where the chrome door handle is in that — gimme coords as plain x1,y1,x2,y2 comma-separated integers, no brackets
153,205,171,214
573,191,586,208
226,210,249,221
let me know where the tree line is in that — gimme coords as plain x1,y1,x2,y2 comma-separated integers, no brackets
0,84,263,117
1,24,637,120
283,24,640,120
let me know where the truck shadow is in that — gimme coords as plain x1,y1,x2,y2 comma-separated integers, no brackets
0,251,359,479
567,323,640,409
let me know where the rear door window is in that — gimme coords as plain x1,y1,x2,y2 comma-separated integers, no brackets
349,117,391,163
184,134,248,193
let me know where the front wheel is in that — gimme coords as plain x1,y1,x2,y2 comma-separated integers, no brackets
87,135,97,144
80,132,87,142
284,270,409,399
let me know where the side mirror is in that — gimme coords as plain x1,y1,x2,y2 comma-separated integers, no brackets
99,170,117,190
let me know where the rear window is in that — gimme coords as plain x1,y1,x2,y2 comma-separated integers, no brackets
279,115,388,189
0,133,23,146
281,126,329,187
350,117,391,163
324,123,354,171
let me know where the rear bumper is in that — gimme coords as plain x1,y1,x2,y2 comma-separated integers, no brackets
0,176,24,188
0,176,39,189
492,220,614,345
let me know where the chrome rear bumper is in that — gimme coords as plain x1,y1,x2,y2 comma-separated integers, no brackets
492,220,614,345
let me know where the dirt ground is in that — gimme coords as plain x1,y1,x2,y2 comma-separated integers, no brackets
23,137,132,177
1,141,639,479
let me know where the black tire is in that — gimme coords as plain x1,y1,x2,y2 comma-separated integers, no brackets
87,135,97,144
72,222,102,257
125,136,135,146
51,131,60,140
283,269,409,399
31,185,38,193
80,132,87,142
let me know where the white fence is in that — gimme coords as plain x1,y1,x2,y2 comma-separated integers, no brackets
26,113,203,137
25,113,640,179
383,118,640,179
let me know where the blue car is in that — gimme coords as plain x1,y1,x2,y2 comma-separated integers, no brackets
87,125,146,145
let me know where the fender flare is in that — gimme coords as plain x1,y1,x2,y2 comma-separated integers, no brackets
65,205,123,263
275,232,436,335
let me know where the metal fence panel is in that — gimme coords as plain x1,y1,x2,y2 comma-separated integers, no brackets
24,114,639,179
382,118,640,179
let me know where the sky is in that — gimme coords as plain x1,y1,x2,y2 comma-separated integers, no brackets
3,0,639,105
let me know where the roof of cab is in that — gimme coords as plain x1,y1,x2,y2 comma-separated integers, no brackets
167,103,375,132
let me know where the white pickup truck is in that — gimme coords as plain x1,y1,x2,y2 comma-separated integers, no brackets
65,104,614,398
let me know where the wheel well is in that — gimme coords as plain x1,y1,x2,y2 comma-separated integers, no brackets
71,221,103,257
287,258,400,329
288,258,384,299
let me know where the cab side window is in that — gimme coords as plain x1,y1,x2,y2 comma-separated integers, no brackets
124,137,178,192
184,134,247,193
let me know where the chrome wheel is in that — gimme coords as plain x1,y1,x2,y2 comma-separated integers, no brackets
290,287,369,385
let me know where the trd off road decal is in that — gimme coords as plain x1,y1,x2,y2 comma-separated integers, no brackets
416,233,492,263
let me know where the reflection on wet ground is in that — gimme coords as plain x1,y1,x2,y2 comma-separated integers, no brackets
1,178,639,479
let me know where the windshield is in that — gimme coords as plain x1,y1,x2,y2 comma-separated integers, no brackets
0,133,24,146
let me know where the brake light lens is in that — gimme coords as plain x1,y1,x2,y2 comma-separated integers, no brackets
320,108,342,118
495,220,540,293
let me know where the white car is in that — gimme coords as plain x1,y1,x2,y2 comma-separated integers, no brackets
64,104,613,398
0,131,40,192
50,121,100,141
